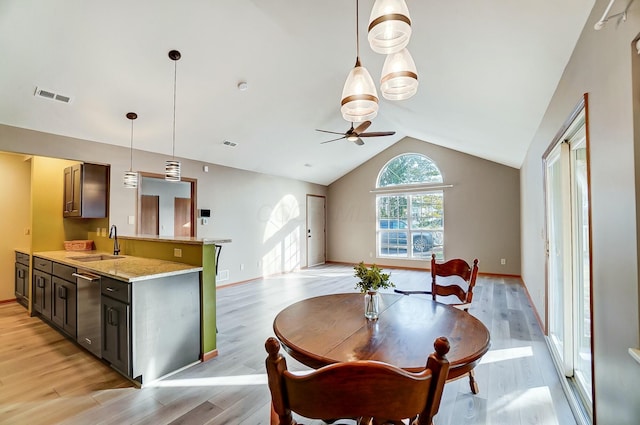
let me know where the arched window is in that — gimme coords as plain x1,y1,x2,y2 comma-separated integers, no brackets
378,153,443,187
376,154,444,260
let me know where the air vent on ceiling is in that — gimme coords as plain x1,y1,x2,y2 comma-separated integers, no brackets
223,140,238,147
34,87,72,104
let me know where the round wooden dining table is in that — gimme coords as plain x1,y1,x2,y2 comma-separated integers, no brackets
273,293,490,380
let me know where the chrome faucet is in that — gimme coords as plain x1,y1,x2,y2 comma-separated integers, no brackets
109,225,120,255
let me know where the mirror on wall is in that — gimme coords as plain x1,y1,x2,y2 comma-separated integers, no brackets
137,172,197,237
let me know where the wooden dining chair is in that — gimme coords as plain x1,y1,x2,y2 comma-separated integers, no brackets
394,254,479,312
394,254,480,393
264,336,451,425
430,254,479,312
430,253,480,394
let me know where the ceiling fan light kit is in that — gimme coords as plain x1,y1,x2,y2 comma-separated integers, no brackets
380,48,418,100
368,0,412,54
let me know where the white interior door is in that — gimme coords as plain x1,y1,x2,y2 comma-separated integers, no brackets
306,195,326,267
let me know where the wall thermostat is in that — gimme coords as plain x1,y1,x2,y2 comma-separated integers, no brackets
198,209,211,218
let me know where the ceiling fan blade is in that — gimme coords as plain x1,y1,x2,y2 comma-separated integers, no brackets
358,131,396,137
353,121,372,134
354,138,365,146
316,129,347,136
320,135,347,144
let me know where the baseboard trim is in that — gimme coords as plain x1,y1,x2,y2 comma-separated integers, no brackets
518,277,546,334
202,349,219,362
0,298,18,305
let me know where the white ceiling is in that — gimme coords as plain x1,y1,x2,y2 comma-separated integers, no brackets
0,0,595,185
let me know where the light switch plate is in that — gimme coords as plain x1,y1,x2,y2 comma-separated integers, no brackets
128,215,135,225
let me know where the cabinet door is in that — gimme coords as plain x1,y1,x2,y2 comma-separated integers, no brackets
52,278,77,337
102,296,130,376
15,263,28,298
15,263,28,308
63,164,81,217
33,270,52,319
52,278,65,328
63,166,73,215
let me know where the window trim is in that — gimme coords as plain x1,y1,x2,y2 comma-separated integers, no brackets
371,184,452,194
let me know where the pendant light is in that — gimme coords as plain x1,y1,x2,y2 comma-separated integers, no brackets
380,48,418,100
368,0,412,54
165,49,181,182
341,0,379,123
123,112,138,189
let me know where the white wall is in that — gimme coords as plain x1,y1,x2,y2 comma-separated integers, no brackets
0,124,326,285
520,0,640,422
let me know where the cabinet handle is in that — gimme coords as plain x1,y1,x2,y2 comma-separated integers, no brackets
37,277,45,288
107,308,119,326
18,269,24,278
106,287,117,292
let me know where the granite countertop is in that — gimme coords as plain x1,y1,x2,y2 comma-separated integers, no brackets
33,250,202,283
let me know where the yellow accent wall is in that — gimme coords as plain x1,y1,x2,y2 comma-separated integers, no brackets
31,157,108,252
0,153,31,301
31,157,76,252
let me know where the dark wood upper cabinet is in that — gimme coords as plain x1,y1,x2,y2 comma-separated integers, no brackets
63,163,109,218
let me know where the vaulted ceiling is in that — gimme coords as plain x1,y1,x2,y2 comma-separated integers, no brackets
0,0,595,185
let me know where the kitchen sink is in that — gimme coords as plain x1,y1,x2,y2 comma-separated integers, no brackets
69,254,125,262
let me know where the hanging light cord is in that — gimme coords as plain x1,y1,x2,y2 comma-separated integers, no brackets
172,58,177,160
356,0,360,61
129,118,134,171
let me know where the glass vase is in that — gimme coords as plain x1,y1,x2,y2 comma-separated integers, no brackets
364,291,381,320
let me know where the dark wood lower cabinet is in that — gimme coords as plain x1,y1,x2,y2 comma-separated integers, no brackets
102,295,130,376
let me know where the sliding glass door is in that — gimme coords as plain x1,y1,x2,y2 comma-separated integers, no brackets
544,98,593,418
569,128,592,407
546,142,572,374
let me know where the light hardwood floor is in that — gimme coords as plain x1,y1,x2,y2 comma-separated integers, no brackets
0,264,577,425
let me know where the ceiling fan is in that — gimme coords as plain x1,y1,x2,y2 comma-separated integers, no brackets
316,121,395,146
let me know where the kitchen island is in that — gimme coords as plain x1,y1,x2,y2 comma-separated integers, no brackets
32,250,202,385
